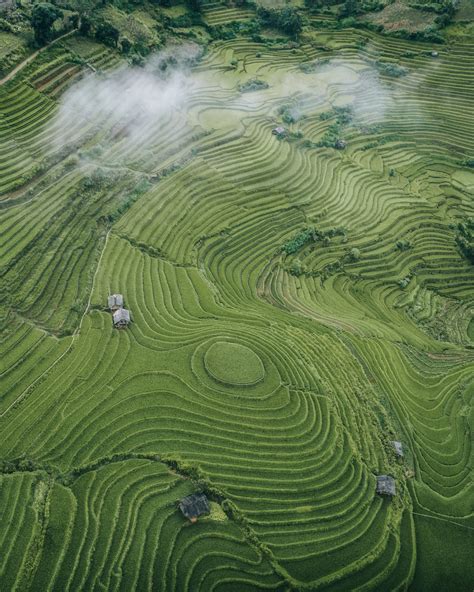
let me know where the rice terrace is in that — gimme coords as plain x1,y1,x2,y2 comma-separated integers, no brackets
0,0,473,589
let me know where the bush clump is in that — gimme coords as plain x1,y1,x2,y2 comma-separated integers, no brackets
278,104,300,124
398,276,411,289
256,6,304,37
460,158,474,169
238,78,269,92
375,61,409,77
455,217,474,263
299,58,330,73
396,239,412,251
281,226,346,255
346,247,361,262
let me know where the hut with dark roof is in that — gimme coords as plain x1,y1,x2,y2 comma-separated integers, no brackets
376,475,396,497
179,493,210,523
113,308,130,328
108,294,124,311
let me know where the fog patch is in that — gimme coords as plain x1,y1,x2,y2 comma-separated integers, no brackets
50,43,203,156
292,59,395,124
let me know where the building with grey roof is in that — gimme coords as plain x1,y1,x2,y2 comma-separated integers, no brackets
108,294,124,311
179,493,210,523
376,475,396,497
113,308,130,328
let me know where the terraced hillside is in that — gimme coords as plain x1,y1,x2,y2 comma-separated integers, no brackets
0,10,473,592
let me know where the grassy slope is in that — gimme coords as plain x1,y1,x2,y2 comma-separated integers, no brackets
411,515,474,591
0,3,473,591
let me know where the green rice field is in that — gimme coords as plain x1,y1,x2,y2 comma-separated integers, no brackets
0,5,473,591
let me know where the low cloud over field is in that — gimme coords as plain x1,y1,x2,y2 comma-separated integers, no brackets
50,42,434,163
275,58,396,124
51,43,202,153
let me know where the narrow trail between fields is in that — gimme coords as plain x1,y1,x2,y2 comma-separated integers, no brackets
0,29,77,86
412,512,474,531
0,229,110,419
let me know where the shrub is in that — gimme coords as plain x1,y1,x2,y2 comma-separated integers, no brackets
0,17,15,33
396,239,412,251
375,60,408,77
120,37,132,53
299,58,329,73
185,0,204,12
289,259,303,276
238,78,269,92
455,217,474,263
339,0,361,18
278,104,300,124
281,226,346,255
95,21,120,47
398,276,411,289
347,247,361,262
256,6,303,37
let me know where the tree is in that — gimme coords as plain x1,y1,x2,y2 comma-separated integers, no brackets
257,6,303,38
71,0,98,30
120,36,132,54
72,0,96,18
31,2,63,46
124,15,150,53
186,0,203,12
257,7,278,28
279,7,303,37
95,21,119,47
305,0,340,6
339,0,360,18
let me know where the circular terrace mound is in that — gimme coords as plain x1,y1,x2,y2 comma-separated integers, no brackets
204,342,265,386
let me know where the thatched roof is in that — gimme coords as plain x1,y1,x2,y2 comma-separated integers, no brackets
113,308,130,325
108,294,124,309
179,493,210,521
376,475,396,496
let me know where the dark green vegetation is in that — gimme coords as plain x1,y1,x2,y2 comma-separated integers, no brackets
0,0,473,591
456,216,474,263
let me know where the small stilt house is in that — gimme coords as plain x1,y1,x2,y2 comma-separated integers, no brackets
376,475,396,497
272,126,286,138
391,441,404,458
113,308,130,328
179,493,210,523
108,294,124,311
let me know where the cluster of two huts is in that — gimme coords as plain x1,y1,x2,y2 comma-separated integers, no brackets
179,441,403,526
376,440,404,498
108,294,131,328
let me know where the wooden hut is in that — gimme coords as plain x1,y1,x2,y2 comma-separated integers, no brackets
179,493,210,523
272,126,286,138
376,475,396,497
108,294,124,311
113,308,130,328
